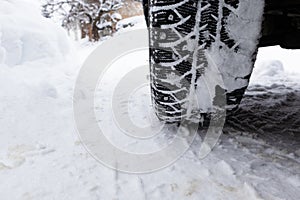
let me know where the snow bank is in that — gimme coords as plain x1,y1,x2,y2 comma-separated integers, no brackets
256,46,300,74
251,46,300,89
0,0,75,132
0,0,76,168
250,59,300,89
0,0,71,66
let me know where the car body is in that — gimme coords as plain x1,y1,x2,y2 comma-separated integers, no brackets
261,0,300,48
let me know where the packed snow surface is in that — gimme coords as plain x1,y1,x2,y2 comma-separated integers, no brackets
0,1,299,200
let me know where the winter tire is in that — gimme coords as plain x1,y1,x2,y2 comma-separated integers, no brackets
146,0,265,123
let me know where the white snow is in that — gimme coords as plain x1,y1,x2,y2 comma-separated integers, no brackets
0,1,299,200
111,13,123,21
0,0,71,66
208,0,265,93
116,15,146,31
251,52,300,89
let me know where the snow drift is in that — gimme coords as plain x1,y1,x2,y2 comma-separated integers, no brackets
0,0,71,66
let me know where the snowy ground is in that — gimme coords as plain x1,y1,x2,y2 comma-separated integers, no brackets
0,1,299,199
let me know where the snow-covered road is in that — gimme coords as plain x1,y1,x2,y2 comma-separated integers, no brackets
0,1,299,199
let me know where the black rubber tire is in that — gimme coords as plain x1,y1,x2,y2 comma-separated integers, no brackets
145,0,263,123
